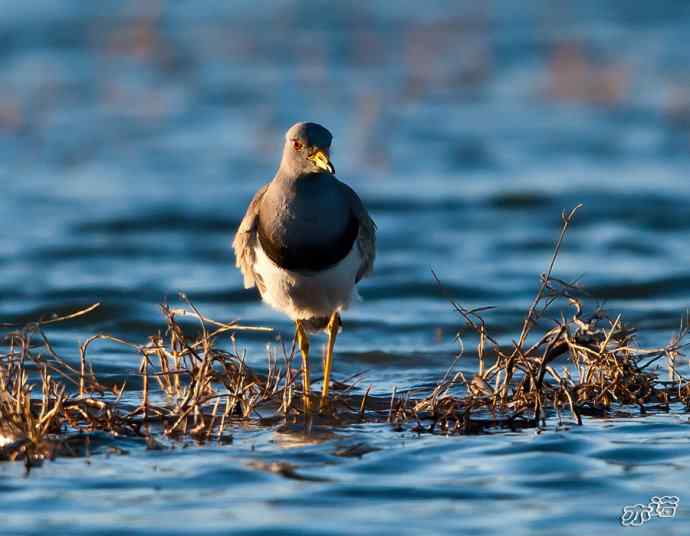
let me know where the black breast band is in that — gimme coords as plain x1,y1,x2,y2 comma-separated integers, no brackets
258,214,359,272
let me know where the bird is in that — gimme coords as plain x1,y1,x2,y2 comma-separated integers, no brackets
233,122,376,412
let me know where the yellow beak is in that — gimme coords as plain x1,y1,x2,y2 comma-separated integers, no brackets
308,148,335,174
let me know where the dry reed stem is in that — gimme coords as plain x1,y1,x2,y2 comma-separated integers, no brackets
1,206,689,464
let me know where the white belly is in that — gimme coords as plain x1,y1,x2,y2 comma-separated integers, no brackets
252,242,361,321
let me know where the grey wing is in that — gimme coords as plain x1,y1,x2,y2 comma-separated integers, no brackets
341,182,376,282
232,183,269,289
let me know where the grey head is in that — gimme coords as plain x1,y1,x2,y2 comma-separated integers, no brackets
278,122,335,177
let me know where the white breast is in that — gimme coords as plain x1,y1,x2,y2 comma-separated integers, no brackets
252,242,362,321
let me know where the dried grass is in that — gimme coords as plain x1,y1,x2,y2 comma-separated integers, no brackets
402,206,690,433
1,206,688,466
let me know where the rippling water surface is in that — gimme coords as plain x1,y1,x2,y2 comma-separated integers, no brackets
2,1,690,534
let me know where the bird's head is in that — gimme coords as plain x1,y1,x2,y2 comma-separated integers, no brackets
280,122,335,176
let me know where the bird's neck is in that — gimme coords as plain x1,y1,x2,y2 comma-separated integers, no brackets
274,169,332,188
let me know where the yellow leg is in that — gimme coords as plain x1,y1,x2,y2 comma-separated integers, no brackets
320,312,340,410
296,321,311,412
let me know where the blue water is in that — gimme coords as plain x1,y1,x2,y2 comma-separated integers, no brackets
1,1,690,534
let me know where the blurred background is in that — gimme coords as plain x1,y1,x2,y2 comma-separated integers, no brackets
1,0,690,367
3,3,690,534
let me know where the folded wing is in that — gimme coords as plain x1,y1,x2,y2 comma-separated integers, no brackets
232,183,269,289
341,183,376,282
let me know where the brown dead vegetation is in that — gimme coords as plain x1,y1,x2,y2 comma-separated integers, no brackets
1,206,688,468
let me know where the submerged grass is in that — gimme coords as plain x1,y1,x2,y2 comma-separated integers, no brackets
1,206,689,467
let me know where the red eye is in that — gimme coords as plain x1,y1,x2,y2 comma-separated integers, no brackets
292,140,303,151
